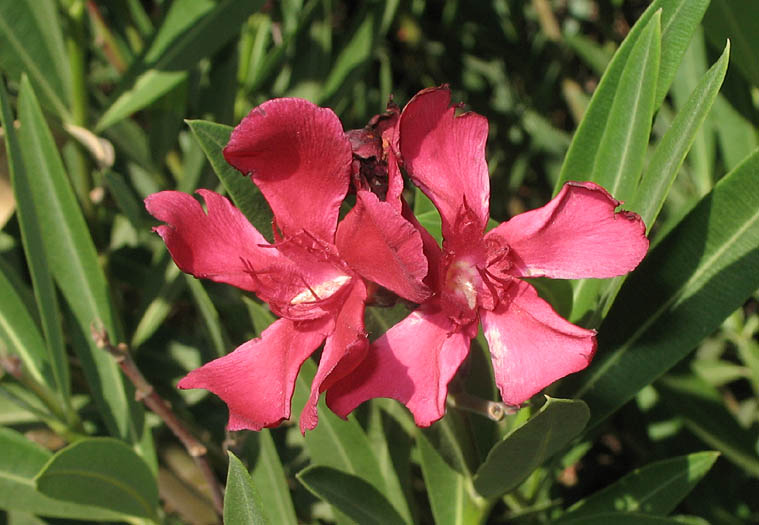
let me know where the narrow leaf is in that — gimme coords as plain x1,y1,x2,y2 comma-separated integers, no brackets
591,10,660,203
417,430,487,525
562,150,759,429
0,261,48,386
473,398,590,498
185,119,272,237
0,427,125,520
658,375,759,476
556,0,710,191
16,77,143,442
414,186,442,244
0,0,71,119
35,438,159,520
563,451,720,519
703,0,759,87
632,41,730,232
96,0,264,130
297,466,407,525
242,430,298,525
0,79,68,401
224,452,267,525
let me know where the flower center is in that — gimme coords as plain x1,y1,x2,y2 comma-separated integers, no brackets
445,258,482,310
290,274,351,305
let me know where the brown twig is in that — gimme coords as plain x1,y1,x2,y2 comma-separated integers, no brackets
91,324,224,516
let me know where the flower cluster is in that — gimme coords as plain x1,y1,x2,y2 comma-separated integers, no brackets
146,86,648,432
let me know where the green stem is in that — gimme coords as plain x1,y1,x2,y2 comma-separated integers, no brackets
65,0,94,219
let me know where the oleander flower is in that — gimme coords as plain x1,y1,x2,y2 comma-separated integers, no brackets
146,98,429,432
327,87,650,426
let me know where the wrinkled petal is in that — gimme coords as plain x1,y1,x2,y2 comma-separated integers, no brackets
300,280,369,432
146,189,279,293
224,98,352,243
268,231,353,320
336,190,429,303
399,86,490,239
487,181,648,279
177,317,331,431
327,303,471,427
481,280,596,406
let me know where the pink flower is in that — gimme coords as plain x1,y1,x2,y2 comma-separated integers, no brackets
145,98,429,432
327,87,650,426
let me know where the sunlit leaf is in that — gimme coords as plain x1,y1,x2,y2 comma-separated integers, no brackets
473,397,589,497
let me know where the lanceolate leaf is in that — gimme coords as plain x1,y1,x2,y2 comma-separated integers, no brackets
35,438,159,520
561,149,759,429
16,77,144,443
0,80,68,403
0,427,126,521
591,11,660,204
96,0,264,131
555,0,710,192
473,398,590,498
417,430,488,525
186,119,272,237
0,261,49,387
224,452,267,525
703,0,759,87
657,375,759,476
0,0,71,119
242,430,297,525
297,466,407,525
562,451,720,519
632,41,730,232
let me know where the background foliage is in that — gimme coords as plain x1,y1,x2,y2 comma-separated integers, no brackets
0,0,758,523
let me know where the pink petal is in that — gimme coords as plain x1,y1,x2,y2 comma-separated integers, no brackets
326,303,472,427
480,280,596,406
399,87,490,239
486,181,648,279
178,317,331,431
145,190,278,293
224,98,352,243
300,280,369,432
336,190,429,303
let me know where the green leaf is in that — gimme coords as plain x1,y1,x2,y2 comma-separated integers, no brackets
242,430,298,525
558,512,696,525
703,0,759,87
567,13,661,322
186,119,272,237
712,94,759,173
34,437,158,520
224,452,267,525
413,186,442,244
292,360,395,521
185,275,229,359
563,452,719,519
0,0,71,119
555,0,710,191
417,429,488,525
657,375,759,476
96,0,265,131
16,77,143,442
561,149,759,429
297,466,407,525
591,10,660,203
0,81,68,402
632,41,730,232
0,427,126,520
473,397,590,497
320,6,377,103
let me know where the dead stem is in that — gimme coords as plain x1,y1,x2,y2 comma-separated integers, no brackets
91,323,224,516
